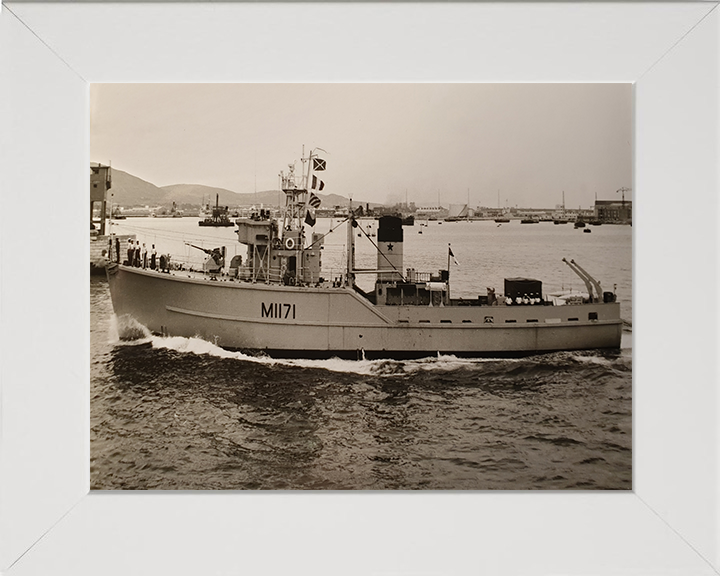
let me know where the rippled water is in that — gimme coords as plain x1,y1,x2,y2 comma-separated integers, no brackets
91,218,632,490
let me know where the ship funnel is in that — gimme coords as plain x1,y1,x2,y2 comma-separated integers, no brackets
377,216,403,282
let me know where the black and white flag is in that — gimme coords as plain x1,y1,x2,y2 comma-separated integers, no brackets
311,176,325,191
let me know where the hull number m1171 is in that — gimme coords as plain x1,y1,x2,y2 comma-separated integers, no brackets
261,303,296,319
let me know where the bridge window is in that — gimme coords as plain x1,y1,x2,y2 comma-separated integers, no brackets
588,312,598,321
568,317,578,322
505,319,517,323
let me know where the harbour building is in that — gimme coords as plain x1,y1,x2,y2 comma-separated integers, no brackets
594,199,632,224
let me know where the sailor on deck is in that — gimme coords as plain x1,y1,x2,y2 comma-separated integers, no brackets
487,287,497,306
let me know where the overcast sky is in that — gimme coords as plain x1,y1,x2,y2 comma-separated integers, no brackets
91,84,632,208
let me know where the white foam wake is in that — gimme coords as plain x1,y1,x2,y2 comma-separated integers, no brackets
106,315,552,376
108,314,631,376
110,314,153,345
115,328,510,376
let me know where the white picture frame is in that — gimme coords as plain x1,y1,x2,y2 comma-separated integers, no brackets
1,2,718,574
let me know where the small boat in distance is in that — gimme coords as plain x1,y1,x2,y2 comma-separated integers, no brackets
199,194,234,227
153,201,183,218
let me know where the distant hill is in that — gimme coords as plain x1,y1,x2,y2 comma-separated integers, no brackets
162,183,359,209
109,168,376,209
161,183,249,207
109,169,170,206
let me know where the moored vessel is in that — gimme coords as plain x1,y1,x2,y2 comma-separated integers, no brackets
106,149,622,359
198,194,234,227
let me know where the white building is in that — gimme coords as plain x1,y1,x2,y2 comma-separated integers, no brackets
416,206,445,217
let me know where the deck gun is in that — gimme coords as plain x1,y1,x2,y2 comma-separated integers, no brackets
186,243,225,274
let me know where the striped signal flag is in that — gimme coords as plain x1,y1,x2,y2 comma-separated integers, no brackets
309,192,321,208
311,175,325,191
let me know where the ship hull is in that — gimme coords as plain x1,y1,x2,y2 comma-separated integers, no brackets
106,264,622,358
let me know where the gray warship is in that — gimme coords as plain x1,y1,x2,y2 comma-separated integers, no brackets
106,149,622,359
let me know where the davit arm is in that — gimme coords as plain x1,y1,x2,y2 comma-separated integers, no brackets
570,259,603,302
562,258,599,302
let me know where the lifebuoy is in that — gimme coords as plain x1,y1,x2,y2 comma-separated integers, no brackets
285,237,295,250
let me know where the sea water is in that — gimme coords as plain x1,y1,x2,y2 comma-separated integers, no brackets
91,218,631,489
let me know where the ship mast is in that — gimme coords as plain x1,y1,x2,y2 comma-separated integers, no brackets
278,146,328,282
346,199,354,287
279,158,304,281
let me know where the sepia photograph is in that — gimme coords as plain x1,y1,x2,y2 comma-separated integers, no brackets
90,83,632,490
6,1,720,573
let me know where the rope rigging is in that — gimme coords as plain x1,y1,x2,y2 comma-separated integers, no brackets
304,214,351,250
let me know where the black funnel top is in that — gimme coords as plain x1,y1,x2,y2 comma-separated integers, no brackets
378,216,403,243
